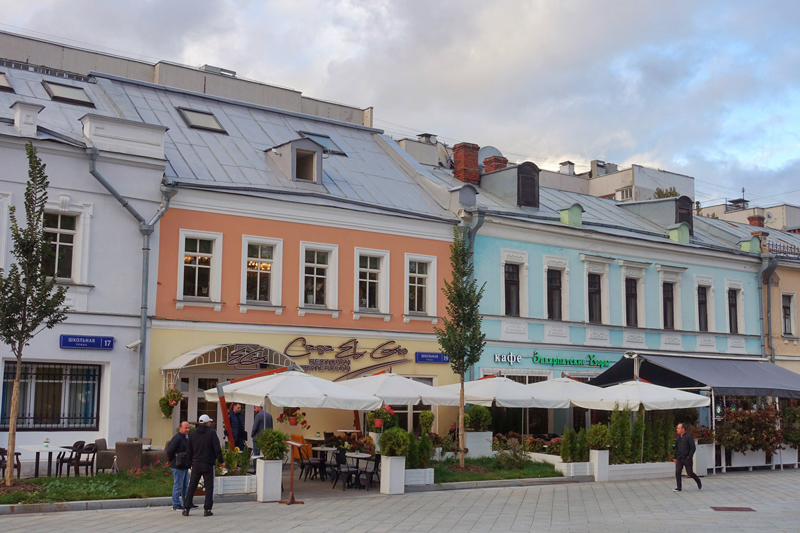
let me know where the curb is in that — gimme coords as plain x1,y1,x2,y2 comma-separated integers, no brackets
404,475,593,492
0,492,256,516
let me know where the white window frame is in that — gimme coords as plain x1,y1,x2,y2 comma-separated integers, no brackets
618,260,649,328
298,241,339,318
694,275,716,333
44,195,92,286
239,235,283,315
353,248,390,321
500,249,529,318
782,292,797,337
176,229,223,311
543,255,569,321
725,279,745,334
581,254,613,325
657,265,686,330
404,253,438,324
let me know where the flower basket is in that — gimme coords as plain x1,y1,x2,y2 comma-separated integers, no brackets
288,417,298,426
374,418,384,428
278,407,310,430
169,400,179,407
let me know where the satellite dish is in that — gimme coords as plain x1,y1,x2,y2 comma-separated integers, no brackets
766,211,774,222
477,146,504,172
436,142,452,168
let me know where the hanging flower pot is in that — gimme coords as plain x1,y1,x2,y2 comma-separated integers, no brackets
169,400,179,407
289,416,298,426
374,418,384,428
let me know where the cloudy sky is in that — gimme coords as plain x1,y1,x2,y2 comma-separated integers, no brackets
2,0,799,207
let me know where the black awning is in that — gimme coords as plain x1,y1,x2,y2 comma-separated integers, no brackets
591,354,800,398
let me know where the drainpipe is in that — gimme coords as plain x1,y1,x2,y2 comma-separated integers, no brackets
759,254,779,362
466,210,485,382
88,148,178,438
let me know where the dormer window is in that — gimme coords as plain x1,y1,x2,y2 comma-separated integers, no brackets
296,149,316,182
299,131,346,155
42,81,93,107
177,107,226,133
517,162,539,208
0,73,13,93
267,138,324,184
676,196,694,236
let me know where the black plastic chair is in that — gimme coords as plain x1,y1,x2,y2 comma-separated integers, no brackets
73,443,98,476
330,448,358,491
0,447,22,479
56,441,85,477
298,445,321,481
359,454,381,490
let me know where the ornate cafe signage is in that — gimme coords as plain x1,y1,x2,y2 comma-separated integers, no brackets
283,337,411,381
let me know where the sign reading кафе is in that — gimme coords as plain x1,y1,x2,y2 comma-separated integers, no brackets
493,351,612,368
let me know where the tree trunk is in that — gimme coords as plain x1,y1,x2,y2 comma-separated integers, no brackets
459,373,465,468
4,356,22,487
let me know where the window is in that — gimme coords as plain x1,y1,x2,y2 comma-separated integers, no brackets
43,213,76,280
304,250,329,306
588,273,602,324
299,242,339,316
240,236,283,313
1,362,100,430
0,73,13,93
296,150,316,182
177,107,226,133
625,278,638,327
177,230,223,310
299,131,346,155
405,254,437,323
183,237,214,298
408,261,428,313
617,187,633,201
42,81,93,106
390,377,434,433
663,283,675,330
246,244,274,302
504,264,520,316
547,269,562,320
783,294,795,336
358,256,380,310
697,286,709,332
728,289,739,334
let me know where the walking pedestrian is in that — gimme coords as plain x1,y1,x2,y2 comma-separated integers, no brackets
673,423,702,492
251,405,273,455
183,415,225,516
166,421,191,511
228,403,247,450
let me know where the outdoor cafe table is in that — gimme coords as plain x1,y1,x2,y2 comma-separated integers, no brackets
17,444,64,478
312,446,336,481
345,452,372,489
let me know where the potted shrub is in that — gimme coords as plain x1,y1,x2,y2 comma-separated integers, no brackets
254,429,289,502
277,407,310,430
717,406,781,468
587,423,612,482
379,427,409,494
214,446,255,494
464,405,493,458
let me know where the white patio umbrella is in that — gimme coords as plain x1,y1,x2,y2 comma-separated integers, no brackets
338,373,460,406
570,380,710,411
203,370,382,411
527,377,599,402
437,377,570,408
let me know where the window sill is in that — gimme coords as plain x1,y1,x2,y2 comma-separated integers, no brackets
403,313,439,325
175,299,224,312
239,303,285,315
298,306,341,319
353,311,392,322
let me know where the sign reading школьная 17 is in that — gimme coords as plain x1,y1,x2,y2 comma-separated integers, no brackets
59,335,114,350
493,351,612,368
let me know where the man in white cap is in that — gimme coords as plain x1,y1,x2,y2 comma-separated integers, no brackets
183,414,225,517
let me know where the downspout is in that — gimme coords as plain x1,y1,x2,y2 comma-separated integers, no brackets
760,254,778,362
88,148,178,438
466,210,485,382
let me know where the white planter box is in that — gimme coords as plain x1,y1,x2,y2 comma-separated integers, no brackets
369,432,381,453
608,462,673,482
404,468,434,485
694,443,714,476
381,455,406,495
214,474,256,494
774,447,799,465
555,462,593,477
730,449,766,468
589,450,609,482
256,459,283,502
465,431,493,458
526,452,562,465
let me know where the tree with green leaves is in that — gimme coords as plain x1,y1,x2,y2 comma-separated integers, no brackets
650,186,680,199
0,143,67,486
435,227,486,467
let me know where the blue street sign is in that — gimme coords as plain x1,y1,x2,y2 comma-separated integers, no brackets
59,335,114,350
415,352,450,364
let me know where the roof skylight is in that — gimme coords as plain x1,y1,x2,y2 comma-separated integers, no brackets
300,131,345,155
0,73,13,92
177,107,226,133
42,81,93,106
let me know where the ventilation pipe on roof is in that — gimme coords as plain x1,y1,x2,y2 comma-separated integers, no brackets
10,101,44,137
87,148,177,438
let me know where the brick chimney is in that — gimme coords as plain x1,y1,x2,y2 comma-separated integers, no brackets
483,155,508,173
453,142,480,185
747,214,765,227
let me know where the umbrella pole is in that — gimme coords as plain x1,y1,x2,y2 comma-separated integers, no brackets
711,389,716,475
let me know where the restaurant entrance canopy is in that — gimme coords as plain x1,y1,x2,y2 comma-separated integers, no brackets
591,354,800,399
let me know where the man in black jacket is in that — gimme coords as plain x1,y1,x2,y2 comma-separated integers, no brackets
674,423,702,492
228,403,246,450
167,421,190,510
183,415,225,516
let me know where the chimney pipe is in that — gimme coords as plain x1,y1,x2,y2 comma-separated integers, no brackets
10,101,45,137
748,215,765,227
453,142,480,185
483,155,508,173
559,161,575,175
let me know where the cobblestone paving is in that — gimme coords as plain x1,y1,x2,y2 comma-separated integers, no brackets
2,469,799,532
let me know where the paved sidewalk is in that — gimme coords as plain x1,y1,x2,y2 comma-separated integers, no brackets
2,469,799,532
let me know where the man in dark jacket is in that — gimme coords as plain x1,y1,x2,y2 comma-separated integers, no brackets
167,421,190,510
673,423,702,492
228,403,247,450
251,405,273,455
183,415,225,516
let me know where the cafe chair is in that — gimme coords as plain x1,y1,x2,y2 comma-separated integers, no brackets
95,439,115,473
114,441,143,471
330,448,358,491
323,432,335,440
0,447,22,480
73,443,98,476
56,441,85,477
359,454,381,491
298,445,321,481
